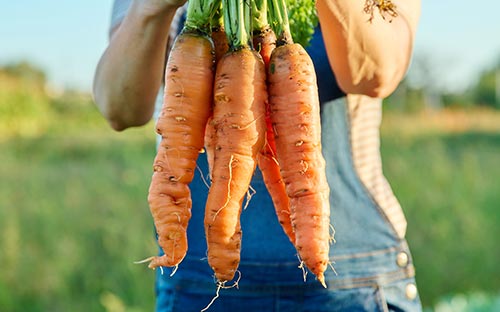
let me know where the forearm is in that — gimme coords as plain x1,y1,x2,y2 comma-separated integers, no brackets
93,2,178,131
316,0,421,98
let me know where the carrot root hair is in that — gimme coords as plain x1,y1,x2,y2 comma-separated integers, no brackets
200,271,242,312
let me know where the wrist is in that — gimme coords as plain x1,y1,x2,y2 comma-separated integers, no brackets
133,1,181,22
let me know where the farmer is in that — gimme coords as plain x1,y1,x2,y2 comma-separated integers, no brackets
93,0,422,311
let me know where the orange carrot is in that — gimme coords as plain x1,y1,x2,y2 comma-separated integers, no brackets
267,0,331,287
211,1,229,66
268,42,330,287
147,30,215,269
252,25,276,72
203,1,268,280
252,18,296,245
212,27,229,66
204,116,216,181
204,47,267,282
257,111,296,245
205,13,229,180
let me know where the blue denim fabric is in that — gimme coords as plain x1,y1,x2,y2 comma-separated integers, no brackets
306,25,345,103
155,244,421,311
154,98,422,311
155,275,397,312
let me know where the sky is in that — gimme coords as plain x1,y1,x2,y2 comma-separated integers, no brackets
1,0,499,93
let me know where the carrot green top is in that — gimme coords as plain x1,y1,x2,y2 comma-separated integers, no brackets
184,0,219,35
285,0,318,47
268,0,293,45
210,0,224,31
251,0,269,33
223,0,252,50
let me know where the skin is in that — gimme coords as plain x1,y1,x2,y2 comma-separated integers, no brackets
316,0,421,98
93,0,186,131
93,0,421,130
93,0,421,285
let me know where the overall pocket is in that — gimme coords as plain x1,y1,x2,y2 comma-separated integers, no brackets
379,277,422,312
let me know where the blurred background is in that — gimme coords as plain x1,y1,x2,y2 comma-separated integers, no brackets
1,0,499,311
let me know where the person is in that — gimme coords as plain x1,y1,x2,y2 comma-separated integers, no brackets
93,0,422,311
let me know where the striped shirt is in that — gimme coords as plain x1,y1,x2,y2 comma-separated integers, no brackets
109,1,407,239
347,94,407,238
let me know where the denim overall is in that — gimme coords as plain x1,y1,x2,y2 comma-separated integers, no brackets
153,26,422,312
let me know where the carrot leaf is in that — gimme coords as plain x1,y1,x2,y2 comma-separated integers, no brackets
223,0,252,50
252,0,269,33
268,0,293,45
285,0,318,47
184,0,219,34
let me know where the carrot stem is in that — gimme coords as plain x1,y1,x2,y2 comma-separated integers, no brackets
252,0,269,33
185,0,218,34
268,0,293,45
223,0,252,50
210,0,224,30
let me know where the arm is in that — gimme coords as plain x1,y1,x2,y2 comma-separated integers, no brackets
316,0,421,98
93,1,184,131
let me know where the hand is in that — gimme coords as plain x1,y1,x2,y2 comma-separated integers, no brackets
135,0,187,17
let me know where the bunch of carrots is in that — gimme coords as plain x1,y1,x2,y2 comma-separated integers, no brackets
145,0,396,288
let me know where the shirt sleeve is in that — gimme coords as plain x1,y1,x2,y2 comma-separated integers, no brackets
109,0,133,35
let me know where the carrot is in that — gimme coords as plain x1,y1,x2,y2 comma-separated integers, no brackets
211,4,229,66
253,26,276,72
212,28,229,63
251,0,276,72
204,116,216,181
205,2,229,181
204,0,267,283
251,0,295,245
146,0,217,269
267,0,331,287
257,111,296,245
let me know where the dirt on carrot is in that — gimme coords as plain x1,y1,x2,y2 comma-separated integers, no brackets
268,42,331,287
147,31,215,269
204,47,267,283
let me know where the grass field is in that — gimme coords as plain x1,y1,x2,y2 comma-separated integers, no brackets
1,93,499,311
381,109,500,308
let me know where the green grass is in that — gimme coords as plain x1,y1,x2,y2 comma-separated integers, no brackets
0,101,159,311
0,91,499,310
381,111,500,307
